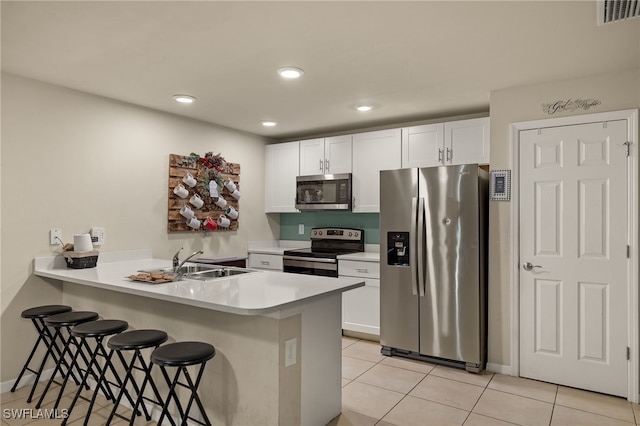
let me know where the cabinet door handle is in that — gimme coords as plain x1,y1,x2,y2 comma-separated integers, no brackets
325,159,329,173
438,148,444,164
319,159,324,172
446,147,452,162
260,260,271,265
355,268,369,273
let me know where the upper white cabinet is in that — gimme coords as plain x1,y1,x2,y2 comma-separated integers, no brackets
401,123,444,168
444,117,490,165
401,117,490,168
352,129,401,212
265,141,299,213
299,135,352,176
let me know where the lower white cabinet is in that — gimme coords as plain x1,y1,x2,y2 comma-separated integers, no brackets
339,259,380,336
248,253,283,271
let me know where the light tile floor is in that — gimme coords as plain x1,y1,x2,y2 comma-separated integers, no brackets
330,336,640,426
2,336,640,425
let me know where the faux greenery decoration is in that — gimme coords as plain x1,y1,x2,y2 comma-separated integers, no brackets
178,152,226,198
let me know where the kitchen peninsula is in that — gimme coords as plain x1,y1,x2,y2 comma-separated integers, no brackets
33,249,364,426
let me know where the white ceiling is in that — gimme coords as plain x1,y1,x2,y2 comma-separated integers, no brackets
2,1,639,140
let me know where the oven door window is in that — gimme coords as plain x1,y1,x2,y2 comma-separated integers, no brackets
283,258,337,278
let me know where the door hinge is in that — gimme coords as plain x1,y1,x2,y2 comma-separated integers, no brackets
624,141,631,157
627,347,631,360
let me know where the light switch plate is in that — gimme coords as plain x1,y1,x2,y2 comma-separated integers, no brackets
298,224,304,235
50,228,62,245
90,227,105,245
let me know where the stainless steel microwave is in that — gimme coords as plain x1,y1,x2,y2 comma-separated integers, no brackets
295,173,352,211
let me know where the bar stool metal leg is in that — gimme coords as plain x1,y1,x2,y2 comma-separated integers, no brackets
103,329,168,425
63,319,130,426
34,311,100,411
11,305,72,403
151,341,215,426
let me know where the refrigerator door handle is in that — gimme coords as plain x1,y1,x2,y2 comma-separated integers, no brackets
410,197,419,296
417,197,426,297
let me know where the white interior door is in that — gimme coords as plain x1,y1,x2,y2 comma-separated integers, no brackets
519,120,629,397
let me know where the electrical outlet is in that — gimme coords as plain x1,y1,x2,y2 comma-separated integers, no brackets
50,228,62,245
298,224,304,235
90,227,105,245
285,338,297,367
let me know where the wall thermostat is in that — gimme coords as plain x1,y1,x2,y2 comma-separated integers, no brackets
490,169,511,201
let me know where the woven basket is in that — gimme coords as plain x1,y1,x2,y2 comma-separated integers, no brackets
64,250,99,269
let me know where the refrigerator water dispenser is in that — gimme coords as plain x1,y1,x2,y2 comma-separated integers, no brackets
387,232,410,266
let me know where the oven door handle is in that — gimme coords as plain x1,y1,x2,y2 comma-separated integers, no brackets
283,255,337,264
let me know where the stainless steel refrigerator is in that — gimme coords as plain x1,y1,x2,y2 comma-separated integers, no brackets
379,164,488,372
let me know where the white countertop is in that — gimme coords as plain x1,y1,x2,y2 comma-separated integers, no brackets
338,252,380,262
33,250,364,317
248,240,310,255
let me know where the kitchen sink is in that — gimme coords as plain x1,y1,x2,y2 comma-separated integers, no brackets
187,267,253,281
139,264,257,281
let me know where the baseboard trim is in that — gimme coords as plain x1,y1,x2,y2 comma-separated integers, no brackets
486,363,512,375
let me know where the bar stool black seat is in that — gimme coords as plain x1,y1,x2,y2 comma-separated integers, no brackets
105,329,168,425
11,305,73,403
35,311,100,411
151,341,216,426
62,319,130,426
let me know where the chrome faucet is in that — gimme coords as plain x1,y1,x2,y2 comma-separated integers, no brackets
172,247,183,271
174,249,204,273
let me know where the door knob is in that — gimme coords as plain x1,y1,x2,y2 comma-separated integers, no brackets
522,262,541,271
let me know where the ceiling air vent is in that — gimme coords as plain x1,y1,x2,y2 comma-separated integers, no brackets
598,0,640,25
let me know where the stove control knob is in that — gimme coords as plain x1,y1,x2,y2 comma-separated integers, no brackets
348,232,352,236
319,231,323,236
313,230,317,236
354,232,359,238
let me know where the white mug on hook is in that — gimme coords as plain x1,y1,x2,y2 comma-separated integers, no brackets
173,184,189,199
217,214,231,228
224,178,237,192
186,216,201,229
182,172,197,188
214,196,227,209
180,205,195,219
225,206,239,220
189,193,204,209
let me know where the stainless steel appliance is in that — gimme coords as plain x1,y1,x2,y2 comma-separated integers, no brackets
379,164,488,372
283,228,364,277
295,173,352,211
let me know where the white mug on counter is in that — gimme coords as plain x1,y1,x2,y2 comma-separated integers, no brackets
73,234,93,252
182,172,197,188
173,184,189,199
180,205,195,219
186,216,201,229
225,206,239,219
189,193,204,209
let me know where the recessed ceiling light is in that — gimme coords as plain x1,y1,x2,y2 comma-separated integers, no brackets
356,105,373,112
277,67,304,79
173,94,196,104
261,121,278,127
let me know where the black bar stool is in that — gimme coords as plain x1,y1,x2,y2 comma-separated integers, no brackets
35,311,100,411
104,329,168,425
151,341,216,426
62,319,130,426
11,305,73,403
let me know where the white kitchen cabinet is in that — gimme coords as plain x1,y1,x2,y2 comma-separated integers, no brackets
299,135,352,176
352,129,401,212
444,117,490,165
401,123,444,168
265,141,299,213
248,253,283,271
401,117,490,167
340,259,380,336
